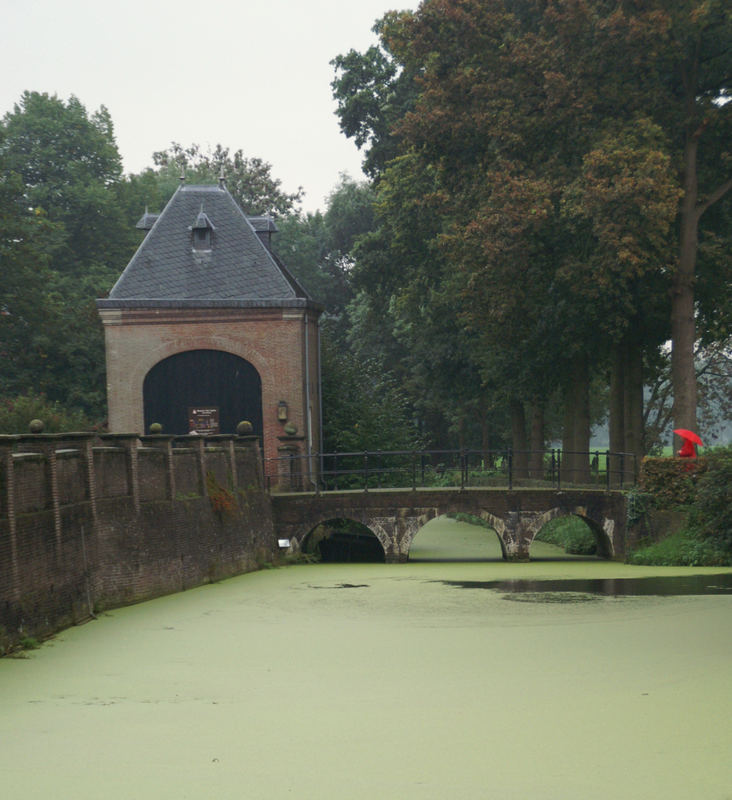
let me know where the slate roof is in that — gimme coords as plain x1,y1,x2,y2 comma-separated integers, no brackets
99,184,314,309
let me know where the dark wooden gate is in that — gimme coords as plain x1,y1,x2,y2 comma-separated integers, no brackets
143,350,263,436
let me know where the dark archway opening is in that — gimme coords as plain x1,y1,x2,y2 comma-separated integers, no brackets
303,519,385,563
143,350,262,436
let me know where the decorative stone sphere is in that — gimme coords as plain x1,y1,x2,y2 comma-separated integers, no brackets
283,422,298,436
29,419,45,434
236,420,253,435
148,422,163,434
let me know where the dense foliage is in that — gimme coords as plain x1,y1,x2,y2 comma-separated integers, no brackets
629,447,732,565
686,446,732,552
331,0,732,459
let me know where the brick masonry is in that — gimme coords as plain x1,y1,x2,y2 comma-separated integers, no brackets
99,305,321,467
0,433,278,653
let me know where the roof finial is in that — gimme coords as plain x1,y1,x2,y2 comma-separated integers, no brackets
218,166,226,189
180,165,186,184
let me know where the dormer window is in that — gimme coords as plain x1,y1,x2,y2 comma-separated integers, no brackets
189,207,216,251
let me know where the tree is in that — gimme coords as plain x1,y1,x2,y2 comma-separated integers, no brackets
1,92,127,275
319,329,421,453
1,92,135,418
273,175,375,333
331,0,732,467
331,14,419,179
0,140,60,398
151,142,303,216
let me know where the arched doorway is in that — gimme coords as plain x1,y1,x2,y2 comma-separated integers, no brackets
143,349,262,436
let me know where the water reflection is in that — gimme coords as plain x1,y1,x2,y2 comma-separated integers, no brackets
440,573,732,597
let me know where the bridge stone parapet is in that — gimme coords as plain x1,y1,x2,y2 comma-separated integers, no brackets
270,488,629,561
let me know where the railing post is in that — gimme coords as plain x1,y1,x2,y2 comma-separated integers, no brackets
0,436,20,601
412,451,417,491
549,449,555,487
363,451,368,493
17,434,63,557
619,453,625,490
100,433,141,512
140,434,176,499
605,450,611,491
557,449,562,490
507,449,513,491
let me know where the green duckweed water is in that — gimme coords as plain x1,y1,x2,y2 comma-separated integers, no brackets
1,517,731,799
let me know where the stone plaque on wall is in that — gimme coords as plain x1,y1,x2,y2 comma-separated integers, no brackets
188,407,220,435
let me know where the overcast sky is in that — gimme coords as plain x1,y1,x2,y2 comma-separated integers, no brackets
2,0,418,213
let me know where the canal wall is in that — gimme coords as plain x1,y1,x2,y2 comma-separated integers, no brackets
0,433,278,653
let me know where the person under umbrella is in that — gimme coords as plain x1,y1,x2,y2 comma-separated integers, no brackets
674,428,703,458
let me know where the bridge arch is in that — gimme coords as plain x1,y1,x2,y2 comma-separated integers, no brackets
404,511,508,561
301,517,386,562
527,508,614,559
288,512,393,561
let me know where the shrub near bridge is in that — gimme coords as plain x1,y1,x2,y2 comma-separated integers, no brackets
686,446,732,553
628,447,732,566
639,456,707,508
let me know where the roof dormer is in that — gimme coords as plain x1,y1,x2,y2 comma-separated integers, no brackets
189,206,216,251
135,206,160,232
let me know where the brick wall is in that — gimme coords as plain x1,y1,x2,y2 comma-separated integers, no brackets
100,305,322,466
0,433,277,654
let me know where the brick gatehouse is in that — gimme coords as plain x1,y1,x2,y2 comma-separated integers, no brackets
97,178,322,469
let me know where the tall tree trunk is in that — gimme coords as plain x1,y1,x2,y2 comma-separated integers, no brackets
609,344,625,487
478,404,497,468
563,355,590,484
510,398,528,479
609,345,625,453
528,400,544,479
623,336,644,483
671,129,699,443
573,354,591,483
562,391,575,481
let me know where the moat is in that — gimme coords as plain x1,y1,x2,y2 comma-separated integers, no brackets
1,517,730,799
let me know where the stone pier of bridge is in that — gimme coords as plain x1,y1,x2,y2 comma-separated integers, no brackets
270,488,628,562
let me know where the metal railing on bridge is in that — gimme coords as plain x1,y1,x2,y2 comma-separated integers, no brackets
265,448,637,494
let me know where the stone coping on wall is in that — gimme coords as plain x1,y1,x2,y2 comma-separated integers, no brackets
2,433,261,451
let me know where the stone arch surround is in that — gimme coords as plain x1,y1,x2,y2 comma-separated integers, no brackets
142,348,264,437
113,334,276,448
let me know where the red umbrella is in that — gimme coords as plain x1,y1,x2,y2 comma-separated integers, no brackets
673,429,704,447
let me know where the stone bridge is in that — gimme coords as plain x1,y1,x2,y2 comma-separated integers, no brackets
271,487,628,562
